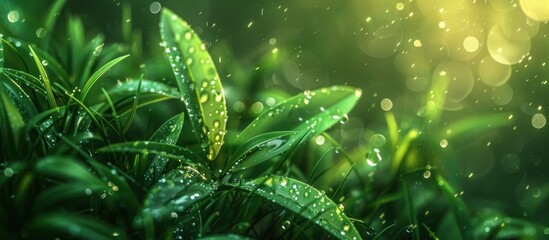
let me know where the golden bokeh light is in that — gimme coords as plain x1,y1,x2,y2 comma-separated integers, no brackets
519,0,549,21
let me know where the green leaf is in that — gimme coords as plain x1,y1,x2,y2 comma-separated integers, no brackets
35,156,103,184
41,0,68,50
237,86,362,144
231,175,362,240
435,174,473,240
199,234,252,240
106,78,180,101
80,54,129,103
29,46,57,111
98,141,207,168
145,113,185,184
228,131,306,172
27,214,127,240
0,72,38,121
0,38,4,67
1,67,47,95
142,167,213,239
0,83,25,157
160,8,227,160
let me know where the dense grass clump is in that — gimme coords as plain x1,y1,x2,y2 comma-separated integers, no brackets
1,1,547,240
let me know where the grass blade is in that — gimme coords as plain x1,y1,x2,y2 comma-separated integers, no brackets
145,112,185,184
237,86,362,145
41,0,67,50
98,141,208,169
29,46,57,111
160,8,227,160
228,131,300,172
142,167,213,239
79,54,129,103
230,175,362,239
27,214,127,240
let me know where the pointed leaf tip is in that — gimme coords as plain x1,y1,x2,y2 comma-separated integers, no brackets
160,8,227,160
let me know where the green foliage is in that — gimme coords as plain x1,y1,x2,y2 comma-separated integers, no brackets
1,2,545,240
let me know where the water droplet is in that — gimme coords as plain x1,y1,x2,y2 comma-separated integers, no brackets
150,2,161,14
381,98,393,111
7,11,20,23
423,170,431,179
41,60,48,66
281,220,291,230
405,224,416,233
280,177,288,187
93,43,104,56
440,139,448,148
36,28,46,38
532,113,546,129
199,91,209,103
185,32,192,40
3,168,14,177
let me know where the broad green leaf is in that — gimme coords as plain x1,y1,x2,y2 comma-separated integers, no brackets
142,167,213,239
237,86,362,144
80,54,129,103
231,175,362,240
107,78,180,100
228,131,307,172
145,113,185,185
98,141,207,169
199,234,252,240
35,156,103,184
160,8,227,160
27,214,127,240
33,183,107,212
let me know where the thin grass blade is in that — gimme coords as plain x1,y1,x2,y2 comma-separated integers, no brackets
79,54,129,103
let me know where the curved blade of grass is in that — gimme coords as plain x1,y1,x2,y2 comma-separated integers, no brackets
228,131,305,172
35,156,102,183
0,84,25,156
98,141,208,169
29,46,57,111
80,54,129,103
1,68,47,95
107,78,180,100
142,167,213,239
145,113,185,185
237,86,362,145
230,175,362,239
41,0,67,50
27,214,127,240
160,8,227,160
435,174,472,240
0,73,38,120
437,113,513,140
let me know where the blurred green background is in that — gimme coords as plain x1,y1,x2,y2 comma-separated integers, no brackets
1,0,549,237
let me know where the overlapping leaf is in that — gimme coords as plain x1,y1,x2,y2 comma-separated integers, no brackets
160,8,227,160
144,113,185,185
231,175,362,239
237,86,362,144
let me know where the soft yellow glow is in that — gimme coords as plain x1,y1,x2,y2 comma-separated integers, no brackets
463,36,479,53
519,0,549,21
487,25,531,65
479,56,511,87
